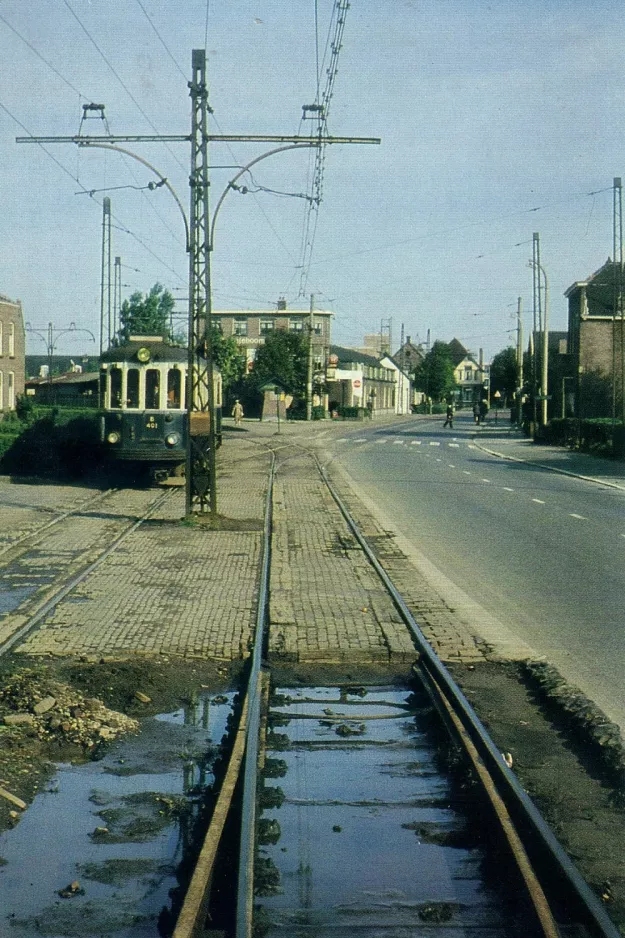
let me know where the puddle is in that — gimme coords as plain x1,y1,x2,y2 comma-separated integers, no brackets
0,692,235,937
0,584,38,616
255,686,518,937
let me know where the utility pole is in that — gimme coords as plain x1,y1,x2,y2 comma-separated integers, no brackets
531,232,548,426
306,294,314,421
113,256,122,341
398,322,405,415
16,49,380,515
612,177,624,424
516,296,523,426
99,198,111,354
186,48,216,515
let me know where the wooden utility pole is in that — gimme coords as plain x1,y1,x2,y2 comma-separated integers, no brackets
306,294,314,421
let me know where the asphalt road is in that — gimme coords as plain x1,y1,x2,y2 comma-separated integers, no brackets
328,411,625,733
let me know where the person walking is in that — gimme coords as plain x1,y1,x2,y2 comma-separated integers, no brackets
443,402,454,429
232,399,244,426
473,401,480,424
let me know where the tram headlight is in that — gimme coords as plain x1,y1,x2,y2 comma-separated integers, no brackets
106,431,121,445
165,432,180,447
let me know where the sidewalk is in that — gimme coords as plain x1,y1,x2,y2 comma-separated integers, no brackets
472,424,625,491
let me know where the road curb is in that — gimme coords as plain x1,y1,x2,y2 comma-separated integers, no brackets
472,437,625,492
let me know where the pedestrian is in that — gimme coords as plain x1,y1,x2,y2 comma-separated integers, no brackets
479,398,488,424
473,401,480,424
232,399,244,426
443,402,454,428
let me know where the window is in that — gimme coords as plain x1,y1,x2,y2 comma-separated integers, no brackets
260,318,275,335
167,368,182,409
312,321,322,335
8,372,14,410
110,368,122,408
464,368,473,381
213,317,223,334
233,318,248,336
127,368,140,408
8,323,15,358
145,368,160,409
289,318,304,332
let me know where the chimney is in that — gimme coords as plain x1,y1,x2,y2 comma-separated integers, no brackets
277,297,287,310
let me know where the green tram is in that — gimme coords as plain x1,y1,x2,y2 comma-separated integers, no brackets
99,337,222,483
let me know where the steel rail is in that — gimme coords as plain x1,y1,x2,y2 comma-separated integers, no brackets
0,489,174,658
0,488,117,559
235,452,274,938
318,459,621,938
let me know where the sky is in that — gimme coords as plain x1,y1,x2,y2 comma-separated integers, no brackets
1,0,625,362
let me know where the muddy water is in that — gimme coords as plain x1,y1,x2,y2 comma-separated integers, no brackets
0,693,234,937
256,686,518,937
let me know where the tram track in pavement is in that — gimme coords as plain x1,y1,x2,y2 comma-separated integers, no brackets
0,487,177,657
173,439,621,938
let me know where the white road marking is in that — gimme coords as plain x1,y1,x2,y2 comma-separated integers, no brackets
468,444,477,449
336,438,349,443
503,487,514,492
621,533,625,539
436,458,442,462
532,498,545,504
482,479,491,483
353,438,367,443
448,464,456,469
393,439,404,444
410,440,422,445
569,513,587,520
448,442,460,447
429,441,441,446
463,471,471,475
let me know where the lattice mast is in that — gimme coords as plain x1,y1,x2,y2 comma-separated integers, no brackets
186,49,217,515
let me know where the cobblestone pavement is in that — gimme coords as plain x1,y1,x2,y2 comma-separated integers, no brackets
1,419,504,667
14,437,268,660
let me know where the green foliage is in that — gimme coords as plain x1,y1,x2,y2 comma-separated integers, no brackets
489,347,518,403
0,410,101,477
543,417,624,458
209,327,245,390
247,330,308,397
412,341,457,402
117,283,174,343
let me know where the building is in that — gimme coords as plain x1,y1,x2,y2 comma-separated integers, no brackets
449,338,486,405
379,355,412,415
0,294,25,413
214,300,333,378
326,345,397,415
565,259,625,416
25,371,100,406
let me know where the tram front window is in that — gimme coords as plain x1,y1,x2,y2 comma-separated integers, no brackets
167,368,181,409
110,369,122,408
146,369,160,409
127,369,140,408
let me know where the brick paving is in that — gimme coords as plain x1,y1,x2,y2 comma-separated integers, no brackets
1,421,491,667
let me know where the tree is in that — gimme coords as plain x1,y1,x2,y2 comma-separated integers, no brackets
489,347,518,403
247,330,308,397
117,283,174,343
412,341,456,402
209,327,246,391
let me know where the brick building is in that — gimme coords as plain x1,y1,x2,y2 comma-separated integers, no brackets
0,293,25,412
565,259,625,417
213,300,333,377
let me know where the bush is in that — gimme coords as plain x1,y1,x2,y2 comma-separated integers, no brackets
542,417,624,458
0,410,101,477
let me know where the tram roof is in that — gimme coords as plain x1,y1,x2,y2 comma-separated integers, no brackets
101,339,188,364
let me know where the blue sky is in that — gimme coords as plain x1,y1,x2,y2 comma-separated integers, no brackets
1,0,624,361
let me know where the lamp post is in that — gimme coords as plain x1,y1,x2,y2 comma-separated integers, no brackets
529,238,549,427
25,322,96,403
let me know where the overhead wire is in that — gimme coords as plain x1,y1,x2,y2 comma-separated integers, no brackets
61,0,188,175
134,0,189,83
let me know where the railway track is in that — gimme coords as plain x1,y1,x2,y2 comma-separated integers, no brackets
0,486,176,656
171,442,621,938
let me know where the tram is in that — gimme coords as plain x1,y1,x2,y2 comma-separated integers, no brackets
99,337,222,483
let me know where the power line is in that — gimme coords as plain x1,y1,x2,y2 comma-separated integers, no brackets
61,0,187,175
134,0,189,82
0,12,84,98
